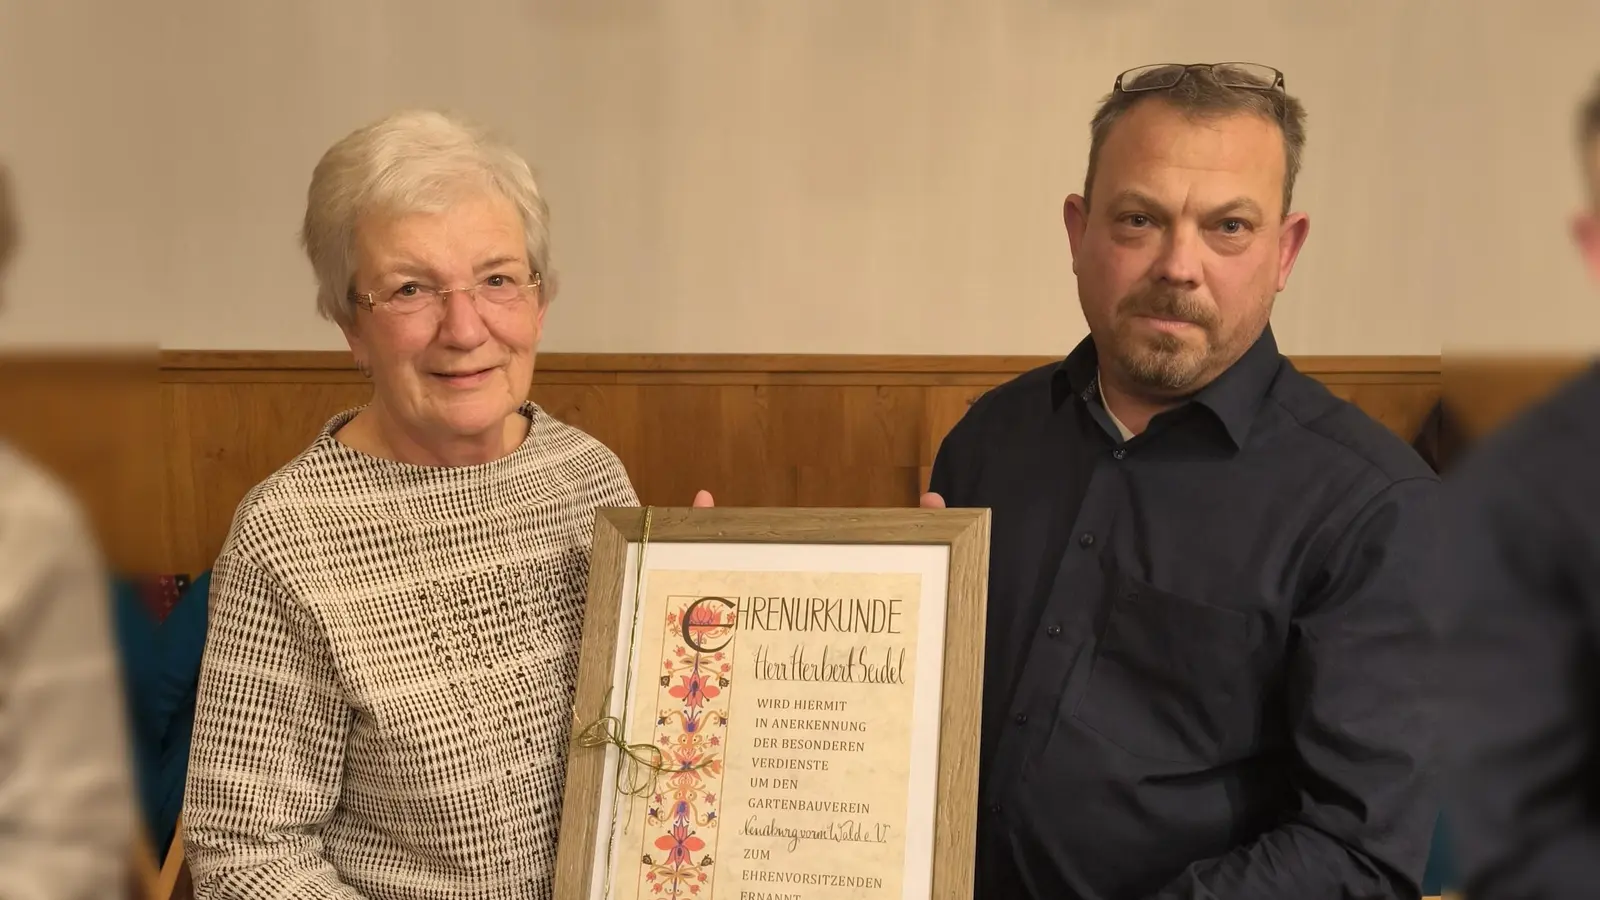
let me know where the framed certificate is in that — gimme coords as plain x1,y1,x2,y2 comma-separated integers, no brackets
554,507,990,900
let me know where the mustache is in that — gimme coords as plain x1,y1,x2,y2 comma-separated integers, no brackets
1118,288,1217,328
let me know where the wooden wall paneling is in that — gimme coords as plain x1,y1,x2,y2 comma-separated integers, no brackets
617,384,730,508
1298,358,1441,444
1,351,1443,576
0,352,170,574
920,385,993,493
1318,379,1440,444
701,384,794,506
770,384,921,507
1442,355,1593,439
793,463,923,507
167,380,372,574
162,382,201,576
527,380,642,477
839,385,924,469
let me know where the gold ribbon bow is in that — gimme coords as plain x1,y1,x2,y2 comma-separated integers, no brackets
573,690,670,798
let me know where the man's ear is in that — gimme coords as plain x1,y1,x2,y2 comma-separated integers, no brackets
1275,211,1311,292
0,164,15,292
1573,211,1600,285
1064,195,1089,275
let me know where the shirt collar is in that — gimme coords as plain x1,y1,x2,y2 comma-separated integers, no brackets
1050,325,1283,449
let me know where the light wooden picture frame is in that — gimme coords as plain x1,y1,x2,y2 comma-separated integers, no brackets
554,506,990,900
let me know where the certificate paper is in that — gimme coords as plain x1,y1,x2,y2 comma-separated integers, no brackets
557,508,986,900
613,569,925,899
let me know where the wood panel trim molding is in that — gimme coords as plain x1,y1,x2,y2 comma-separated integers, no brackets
158,350,1441,378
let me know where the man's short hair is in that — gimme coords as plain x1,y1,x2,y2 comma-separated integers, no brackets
1083,64,1307,218
1579,75,1600,202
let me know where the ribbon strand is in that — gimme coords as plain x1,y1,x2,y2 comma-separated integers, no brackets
573,693,666,797
571,505,713,898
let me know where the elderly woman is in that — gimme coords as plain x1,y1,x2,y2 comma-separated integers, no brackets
182,111,649,899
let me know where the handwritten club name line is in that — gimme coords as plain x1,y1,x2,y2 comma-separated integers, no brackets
741,866,887,888
752,645,907,685
679,596,904,647
743,815,892,853
746,798,870,813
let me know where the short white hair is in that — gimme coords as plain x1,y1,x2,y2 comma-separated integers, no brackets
301,109,555,325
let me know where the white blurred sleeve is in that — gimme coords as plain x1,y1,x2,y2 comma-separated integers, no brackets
0,445,137,900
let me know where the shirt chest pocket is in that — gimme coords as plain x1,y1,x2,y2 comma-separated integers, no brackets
1071,573,1254,765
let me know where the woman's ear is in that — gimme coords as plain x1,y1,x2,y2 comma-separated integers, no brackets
340,317,371,377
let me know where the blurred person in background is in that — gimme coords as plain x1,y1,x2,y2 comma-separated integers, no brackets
1442,76,1600,897
0,165,138,896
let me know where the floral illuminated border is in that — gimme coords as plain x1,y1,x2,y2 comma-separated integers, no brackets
638,595,736,897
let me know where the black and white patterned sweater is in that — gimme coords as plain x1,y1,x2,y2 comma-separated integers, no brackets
183,403,637,900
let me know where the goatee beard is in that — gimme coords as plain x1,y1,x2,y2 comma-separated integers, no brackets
1112,287,1217,392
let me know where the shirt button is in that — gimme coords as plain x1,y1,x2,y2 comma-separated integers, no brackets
988,803,1002,815
1078,532,1094,548
1046,624,1062,637
1112,448,1127,460
1014,713,1028,725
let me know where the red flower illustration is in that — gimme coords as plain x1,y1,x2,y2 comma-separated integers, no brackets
668,672,720,707
654,824,705,867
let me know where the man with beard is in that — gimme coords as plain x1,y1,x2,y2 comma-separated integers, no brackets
924,64,1440,898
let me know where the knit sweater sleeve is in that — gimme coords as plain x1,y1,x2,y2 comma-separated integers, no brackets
0,458,137,900
590,446,640,510
182,549,368,900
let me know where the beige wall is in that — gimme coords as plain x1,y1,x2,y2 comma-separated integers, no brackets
0,0,1592,355
1441,2,1600,356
